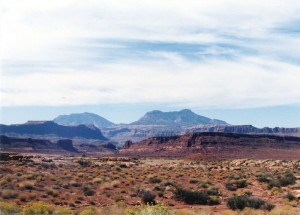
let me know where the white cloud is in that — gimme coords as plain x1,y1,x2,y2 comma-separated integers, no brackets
2,0,300,61
1,0,300,108
2,56,300,108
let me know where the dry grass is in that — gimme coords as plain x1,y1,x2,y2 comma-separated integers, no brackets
0,155,299,213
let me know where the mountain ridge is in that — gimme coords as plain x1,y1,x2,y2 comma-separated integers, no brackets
131,109,229,126
54,112,114,128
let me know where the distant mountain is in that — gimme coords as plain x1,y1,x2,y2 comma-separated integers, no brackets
131,109,228,126
103,124,300,144
54,112,114,128
0,121,107,141
190,125,300,135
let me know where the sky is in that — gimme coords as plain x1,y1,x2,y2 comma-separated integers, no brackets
1,0,300,127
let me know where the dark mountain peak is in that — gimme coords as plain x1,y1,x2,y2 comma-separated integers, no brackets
179,109,193,113
148,110,162,114
54,112,114,128
82,112,99,116
132,109,228,126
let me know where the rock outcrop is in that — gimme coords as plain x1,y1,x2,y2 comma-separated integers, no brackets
119,132,300,159
57,139,78,152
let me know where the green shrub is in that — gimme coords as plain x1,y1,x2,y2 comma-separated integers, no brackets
22,202,55,215
189,179,199,184
227,195,274,211
256,173,272,183
225,183,237,191
149,177,162,184
227,195,248,210
0,202,20,214
284,192,296,201
173,187,220,205
267,180,281,189
206,187,219,196
141,191,156,204
83,186,95,196
262,203,275,211
225,179,247,191
247,197,266,209
208,196,221,205
278,171,296,186
265,171,296,189
163,181,175,187
236,179,247,188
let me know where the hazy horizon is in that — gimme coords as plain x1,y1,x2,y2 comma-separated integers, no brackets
1,104,300,128
1,1,300,127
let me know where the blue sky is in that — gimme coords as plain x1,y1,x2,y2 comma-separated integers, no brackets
1,0,300,127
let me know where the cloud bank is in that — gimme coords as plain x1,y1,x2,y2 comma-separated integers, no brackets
1,0,300,108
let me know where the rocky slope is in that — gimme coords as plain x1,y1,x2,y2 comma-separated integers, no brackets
131,109,228,126
0,121,108,141
0,135,117,154
54,112,114,128
119,132,300,159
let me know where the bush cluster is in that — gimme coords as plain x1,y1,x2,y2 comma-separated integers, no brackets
256,173,272,183
141,191,156,204
267,171,296,189
227,195,275,211
173,187,220,205
135,188,157,204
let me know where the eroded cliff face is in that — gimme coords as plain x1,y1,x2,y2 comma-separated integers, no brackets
119,132,300,159
190,125,300,135
0,135,77,153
